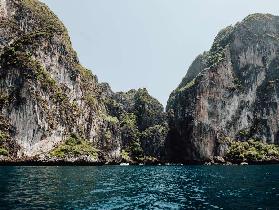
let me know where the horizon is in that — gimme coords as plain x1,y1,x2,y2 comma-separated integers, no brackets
40,0,279,106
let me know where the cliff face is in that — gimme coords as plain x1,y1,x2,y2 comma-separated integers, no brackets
0,0,167,163
0,0,117,161
104,87,168,162
167,14,279,162
4,1,278,165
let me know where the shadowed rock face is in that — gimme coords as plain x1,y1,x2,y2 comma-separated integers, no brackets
2,2,278,164
167,14,279,162
104,87,168,161
0,0,167,162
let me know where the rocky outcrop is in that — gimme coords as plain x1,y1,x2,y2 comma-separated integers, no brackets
104,87,168,162
0,0,121,162
3,1,278,165
0,0,167,163
167,14,279,163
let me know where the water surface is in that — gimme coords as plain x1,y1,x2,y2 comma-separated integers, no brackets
0,165,279,209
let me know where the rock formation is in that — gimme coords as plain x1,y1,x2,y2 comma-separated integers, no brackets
1,1,279,165
167,14,279,163
105,87,168,162
0,0,167,163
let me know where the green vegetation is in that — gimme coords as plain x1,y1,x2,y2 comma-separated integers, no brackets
12,31,52,51
226,139,279,162
0,0,80,89
178,78,196,92
206,26,233,68
206,43,226,68
141,124,168,138
0,93,9,108
119,113,141,156
120,150,131,162
19,0,77,59
140,124,167,158
53,91,68,103
20,0,72,52
0,129,10,156
120,113,140,142
21,0,65,30
50,134,99,159
84,94,98,109
1,47,58,93
35,64,57,91
129,140,143,158
78,65,94,79
0,43,82,126
102,113,119,125
239,130,249,137
134,88,165,131
120,113,138,129
0,131,8,142
0,147,8,156
104,130,112,140
101,88,168,161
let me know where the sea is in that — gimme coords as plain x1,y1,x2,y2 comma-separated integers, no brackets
0,165,278,209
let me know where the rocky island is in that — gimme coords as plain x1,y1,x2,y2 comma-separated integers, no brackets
0,0,279,165
0,0,168,164
167,13,279,164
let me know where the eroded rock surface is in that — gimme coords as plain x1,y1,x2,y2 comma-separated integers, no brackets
167,14,279,162
0,0,167,163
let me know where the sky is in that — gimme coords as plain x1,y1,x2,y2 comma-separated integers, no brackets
41,0,279,106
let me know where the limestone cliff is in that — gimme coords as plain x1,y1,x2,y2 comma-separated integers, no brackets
4,1,277,165
0,0,120,162
103,86,168,162
0,0,167,163
167,14,279,163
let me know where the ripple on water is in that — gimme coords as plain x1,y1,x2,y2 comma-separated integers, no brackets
0,165,278,209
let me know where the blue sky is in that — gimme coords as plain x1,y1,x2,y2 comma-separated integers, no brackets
41,0,279,106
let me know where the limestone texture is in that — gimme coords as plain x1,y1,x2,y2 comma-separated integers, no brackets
167,14,279,163
0,0,167,163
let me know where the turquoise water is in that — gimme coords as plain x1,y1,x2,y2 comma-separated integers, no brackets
0,166,279,209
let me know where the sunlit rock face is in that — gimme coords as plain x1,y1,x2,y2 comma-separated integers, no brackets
0,0,167,162
0,0,121,160
167,14,279,162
